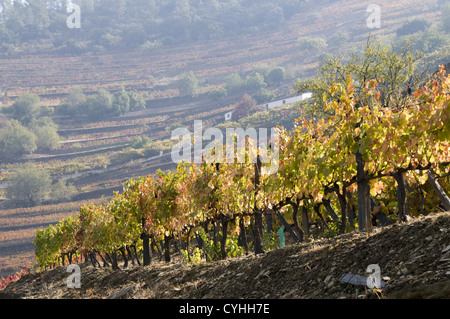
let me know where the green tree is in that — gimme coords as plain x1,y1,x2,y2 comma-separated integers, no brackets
29,117,60,150
266,67,286,86
84,89,113,117
178,71,200,97
398,26,449,54
0,0,11,24
396,18,430,36
130,135,152,149
50,179,77,202
295,39,423,116
6,164,52,206
208,87,228,101
5,93,53,125
441,3,450,32
60,86,87,115
244,72,267,91
225,73,244,94
253,88,276,104
112,87,130,115
27,0,50,34
128,90,146,111
0,119,37,160
297,36,328,52
330,30,350,47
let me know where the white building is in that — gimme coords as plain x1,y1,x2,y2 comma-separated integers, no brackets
265,92,312,110
224,92,313,122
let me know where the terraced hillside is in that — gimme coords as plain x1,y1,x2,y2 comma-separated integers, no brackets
0,0,446,279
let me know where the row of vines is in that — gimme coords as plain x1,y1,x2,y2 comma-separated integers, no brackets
33,68,450,270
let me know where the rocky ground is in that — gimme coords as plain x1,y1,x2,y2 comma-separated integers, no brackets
1,211,449,299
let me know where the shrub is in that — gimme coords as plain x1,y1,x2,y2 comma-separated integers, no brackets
396,18,431,37
266,67,286,86
4,93,53,125
208,87,228,101
244,72,267,91
297,36,328,52
225,73,245,94
60,86,87,116
29,117,60,151
130,135,153,149
330,30,350,46
112,87,130,115
6,164,52,206
178,71,200,97
83,89,113,118
253,88,277,105
0,120,37,160
442,3,450,32
128,90,146,111
111,147,145,164
50,179,77,203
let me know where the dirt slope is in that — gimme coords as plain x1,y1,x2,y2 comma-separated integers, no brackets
1,212,449,299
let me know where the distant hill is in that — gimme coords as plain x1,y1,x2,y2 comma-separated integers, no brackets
0,0,334,56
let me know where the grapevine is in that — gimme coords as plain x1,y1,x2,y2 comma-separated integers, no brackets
33,68,450,270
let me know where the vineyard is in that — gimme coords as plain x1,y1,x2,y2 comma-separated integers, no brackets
30,69,450,278
0,0,448,296
2,210,450,299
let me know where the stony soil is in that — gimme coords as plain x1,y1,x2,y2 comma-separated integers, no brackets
1,211,450,299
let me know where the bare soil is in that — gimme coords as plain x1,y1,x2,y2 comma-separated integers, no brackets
1,211,449,299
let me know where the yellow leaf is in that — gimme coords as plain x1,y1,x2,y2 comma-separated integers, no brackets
370,187,378,197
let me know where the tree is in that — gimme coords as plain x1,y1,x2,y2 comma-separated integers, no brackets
266,67,286,86
84,89,113,117
130,135,152,149
330,30,350,47
60,86,87,115
0,119,37,160
295,39,423,117
0,0,11,24
5,93,53,125
297,36,328,52
112,87,130,115
178,71,200,97
128,90,146,111
396,18,430,36
27,0,50,34
6,164,52,206
29,117,60,150
441,3,450,33
208,87,228,101
398,26,449,54
50,179,77,202
225,73,244,94
294,39,424,232
253,88,276,104
244,72,267,91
